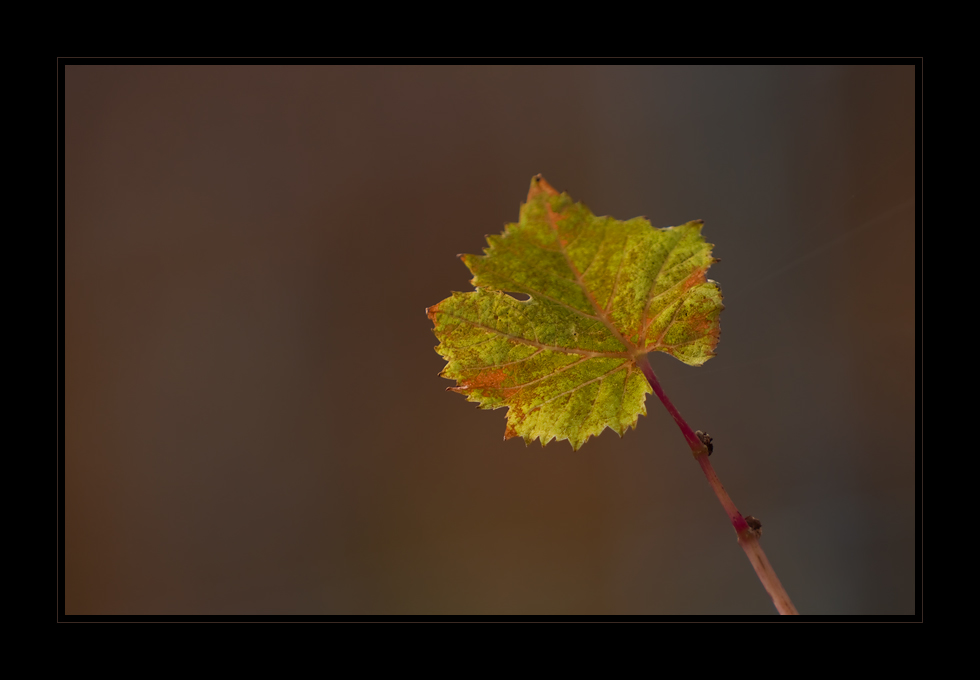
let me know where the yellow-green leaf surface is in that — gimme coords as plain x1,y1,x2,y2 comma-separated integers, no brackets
427,176,723,450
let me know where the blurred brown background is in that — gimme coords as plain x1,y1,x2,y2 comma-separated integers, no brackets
64,64,916,615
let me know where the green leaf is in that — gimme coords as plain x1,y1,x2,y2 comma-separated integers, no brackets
427,176,723,450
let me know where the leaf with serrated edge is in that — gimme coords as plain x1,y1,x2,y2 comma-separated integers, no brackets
427,176,723,450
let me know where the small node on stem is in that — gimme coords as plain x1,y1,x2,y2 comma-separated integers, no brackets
695,430,714,456
745,515,762,539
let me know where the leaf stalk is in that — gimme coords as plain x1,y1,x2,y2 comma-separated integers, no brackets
639,355,799,615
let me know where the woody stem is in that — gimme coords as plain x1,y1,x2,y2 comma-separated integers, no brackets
639,355,799,615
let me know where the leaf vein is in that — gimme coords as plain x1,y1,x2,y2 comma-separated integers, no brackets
605,235,629,313
484,244,578,284
644,260,705,307
640,230,687,346
579,221,608,279
437,310,629,358
619,363,632,423
500,356,588,391
481,271,600,321
650,290,697,347
546,203,635,353
526,361,628,415
461,348,544,371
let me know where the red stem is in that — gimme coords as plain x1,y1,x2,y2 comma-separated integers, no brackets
639,355,799,615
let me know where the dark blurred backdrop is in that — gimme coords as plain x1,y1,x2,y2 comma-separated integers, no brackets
64,64,916,615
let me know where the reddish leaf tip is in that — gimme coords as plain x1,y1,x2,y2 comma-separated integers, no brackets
528,174,559,202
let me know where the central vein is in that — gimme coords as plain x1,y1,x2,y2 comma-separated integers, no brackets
545,202,640,358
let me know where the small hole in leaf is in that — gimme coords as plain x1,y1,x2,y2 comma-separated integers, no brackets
505,292,531,302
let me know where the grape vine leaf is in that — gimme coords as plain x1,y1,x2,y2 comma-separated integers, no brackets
427,176,723,450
